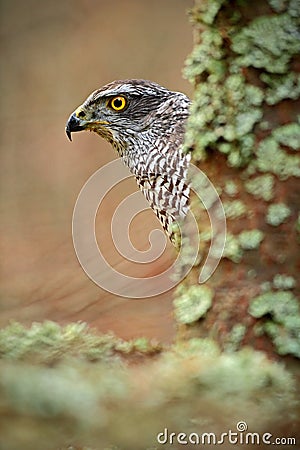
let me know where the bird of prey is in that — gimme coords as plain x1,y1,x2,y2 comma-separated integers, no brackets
66,79,191,245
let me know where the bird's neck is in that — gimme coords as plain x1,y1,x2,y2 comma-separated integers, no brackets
120,123,187,178
113,101,191,241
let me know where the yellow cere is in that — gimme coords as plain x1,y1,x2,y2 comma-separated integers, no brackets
75,107,86,119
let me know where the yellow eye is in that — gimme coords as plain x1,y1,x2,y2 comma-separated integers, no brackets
109,96,127,111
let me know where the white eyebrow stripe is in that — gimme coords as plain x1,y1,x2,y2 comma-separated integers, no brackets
87,83,170,104
91,84,140,101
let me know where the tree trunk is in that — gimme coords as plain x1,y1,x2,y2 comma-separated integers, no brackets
174,0,300,359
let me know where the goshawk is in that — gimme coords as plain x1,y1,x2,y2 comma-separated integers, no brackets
66,79,191,244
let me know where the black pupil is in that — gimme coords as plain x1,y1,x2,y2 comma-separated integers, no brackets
114,98,123,108
78,110,85,118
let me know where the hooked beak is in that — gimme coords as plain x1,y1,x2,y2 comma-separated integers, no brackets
65,113,85,141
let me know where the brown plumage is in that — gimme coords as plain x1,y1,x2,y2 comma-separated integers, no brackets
66,79,191,245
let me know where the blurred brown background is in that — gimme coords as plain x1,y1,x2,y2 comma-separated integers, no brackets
0,0,193,341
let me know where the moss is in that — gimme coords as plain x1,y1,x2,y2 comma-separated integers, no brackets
174,285,214,324
231,13,300,73
249,291,300,358
261,72,300,105
223,233,243,262
223,199,247,219
238,229,265,250
272,123,300,150
255,137,300,180
273,274,296,290
266,202,292,226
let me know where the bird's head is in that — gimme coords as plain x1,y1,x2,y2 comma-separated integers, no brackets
66,79,190,154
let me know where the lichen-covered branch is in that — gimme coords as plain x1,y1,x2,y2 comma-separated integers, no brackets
0,322,298,450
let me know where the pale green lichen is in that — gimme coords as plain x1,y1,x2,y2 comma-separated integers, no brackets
266,202,292,226
255,137,300,180
238,229,265,250
223,199,247,219
296,213,300,236
225,324,247,352
261,72,300,105
268,0,289,13
0,330,297,449
0,321,114,362
0,321,162,363
259,120,272,131
272,123,300,150
223,233,243,263
249,291,300,358
199,230,212,242
183,29,225,84
244,174,275,201
260,281,273,292
184,74,263,165
184,14,264,165
190,348,296,401
191,0,228,25
131,337,160,354
224,180,238,197
115,336,161,355
264,320,300,358
289,0,300,17
174,285,213,324
185,0,300,175
250,291,298,317
174,337,220,357
273,274,296,290
232,13,300,73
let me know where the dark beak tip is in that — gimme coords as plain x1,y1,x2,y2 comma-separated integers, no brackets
66,113,85,141
66,128,72,141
